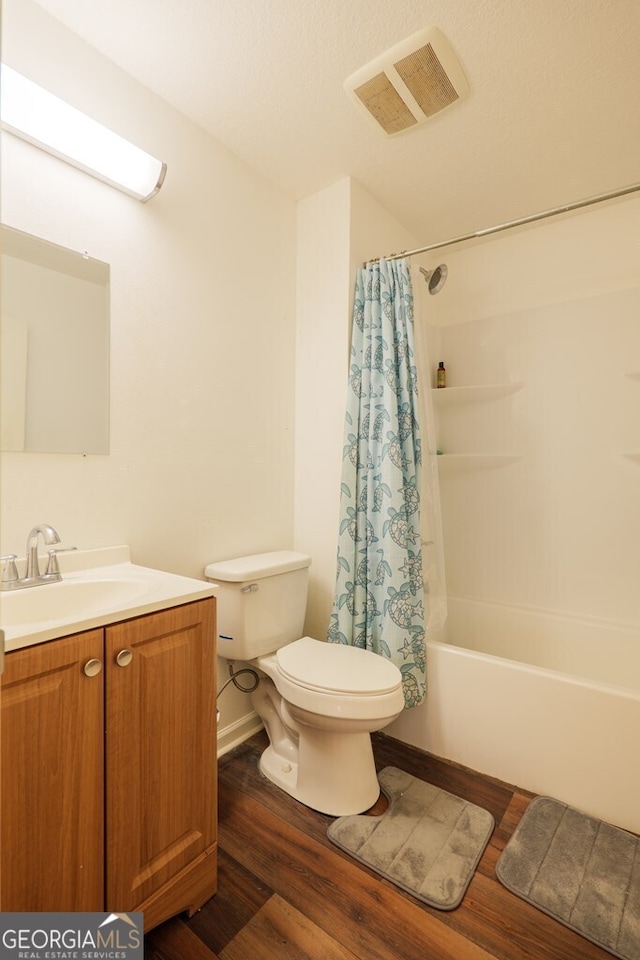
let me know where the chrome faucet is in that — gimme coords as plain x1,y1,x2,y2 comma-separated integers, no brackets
25,523,61,580
0,523,71,591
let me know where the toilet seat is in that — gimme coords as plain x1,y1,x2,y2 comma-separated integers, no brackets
276,636,401,696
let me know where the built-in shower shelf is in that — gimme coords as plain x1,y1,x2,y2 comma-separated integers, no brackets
435,453,523,469
431,383,524,403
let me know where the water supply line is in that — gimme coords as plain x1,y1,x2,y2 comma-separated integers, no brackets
216,663,260,721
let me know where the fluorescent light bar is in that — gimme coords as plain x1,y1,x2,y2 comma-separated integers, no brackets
1,65,166,202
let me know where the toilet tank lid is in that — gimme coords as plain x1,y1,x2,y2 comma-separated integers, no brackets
204,550,311,582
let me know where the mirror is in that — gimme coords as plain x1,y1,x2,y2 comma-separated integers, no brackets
1,225,109,454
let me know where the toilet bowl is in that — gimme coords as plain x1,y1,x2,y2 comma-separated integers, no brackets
255,636,404,815
205,552,404,816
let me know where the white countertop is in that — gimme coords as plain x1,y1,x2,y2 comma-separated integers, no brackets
0,546,216,653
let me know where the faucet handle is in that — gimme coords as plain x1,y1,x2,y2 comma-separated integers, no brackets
45,546,77,576
0,555,19,583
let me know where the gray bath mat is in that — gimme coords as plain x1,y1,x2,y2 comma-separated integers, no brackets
327,766,494,910
496,796,640,960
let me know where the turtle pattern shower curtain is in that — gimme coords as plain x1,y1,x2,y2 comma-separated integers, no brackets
328,257,425,708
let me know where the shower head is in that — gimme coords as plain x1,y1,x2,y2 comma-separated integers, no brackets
420,264,448,295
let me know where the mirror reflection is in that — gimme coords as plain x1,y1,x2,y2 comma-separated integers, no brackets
1,225,109,454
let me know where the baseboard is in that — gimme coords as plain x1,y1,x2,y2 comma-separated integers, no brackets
217,711,263,757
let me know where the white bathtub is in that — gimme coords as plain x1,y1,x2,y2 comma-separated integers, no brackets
388,596,640,834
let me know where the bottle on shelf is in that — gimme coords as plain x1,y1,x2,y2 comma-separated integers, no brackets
437,361,446,388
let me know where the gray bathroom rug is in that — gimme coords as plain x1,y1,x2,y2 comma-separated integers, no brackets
327,766,494,910
496,796,640,960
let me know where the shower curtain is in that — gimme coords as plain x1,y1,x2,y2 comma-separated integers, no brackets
328,257,426,707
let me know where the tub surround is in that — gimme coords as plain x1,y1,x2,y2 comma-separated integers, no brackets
381,198,640,836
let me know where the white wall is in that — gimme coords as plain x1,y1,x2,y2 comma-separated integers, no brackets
293,179,351,638
294,177,418,639
1,0,297,740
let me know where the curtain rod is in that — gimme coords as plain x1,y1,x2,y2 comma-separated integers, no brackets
367,180,640,265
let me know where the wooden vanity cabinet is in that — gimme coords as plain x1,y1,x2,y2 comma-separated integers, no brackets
0,628,105,912
0,598,217,928
106,599,218,925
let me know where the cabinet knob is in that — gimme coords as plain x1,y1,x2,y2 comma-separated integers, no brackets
84,658,102,678
116,648,133,667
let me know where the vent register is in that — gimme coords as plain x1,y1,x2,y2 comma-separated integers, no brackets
344,28,469,135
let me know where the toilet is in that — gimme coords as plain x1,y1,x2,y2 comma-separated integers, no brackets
205,550,404,816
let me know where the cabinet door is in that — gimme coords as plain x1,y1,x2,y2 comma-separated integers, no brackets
105,599,217,911
0,630,104,911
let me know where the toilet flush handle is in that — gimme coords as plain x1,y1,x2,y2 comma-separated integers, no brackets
241,583,259,594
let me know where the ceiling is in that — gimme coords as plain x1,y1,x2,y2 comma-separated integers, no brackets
30,0,640,244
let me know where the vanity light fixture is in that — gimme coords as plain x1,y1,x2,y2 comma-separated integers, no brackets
0,65,166,202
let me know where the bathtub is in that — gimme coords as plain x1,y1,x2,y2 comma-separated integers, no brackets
388,596,640,835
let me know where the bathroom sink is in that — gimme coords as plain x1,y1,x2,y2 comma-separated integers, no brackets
0,546,216,652
1,576,149,627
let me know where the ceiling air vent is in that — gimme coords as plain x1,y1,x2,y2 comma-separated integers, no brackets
344,27,469,136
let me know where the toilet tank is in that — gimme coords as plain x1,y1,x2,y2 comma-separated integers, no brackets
204,551,311,660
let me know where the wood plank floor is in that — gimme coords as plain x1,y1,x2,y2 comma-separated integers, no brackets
145,730,613,960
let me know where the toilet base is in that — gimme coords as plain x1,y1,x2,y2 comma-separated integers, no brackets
259,728,381,817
